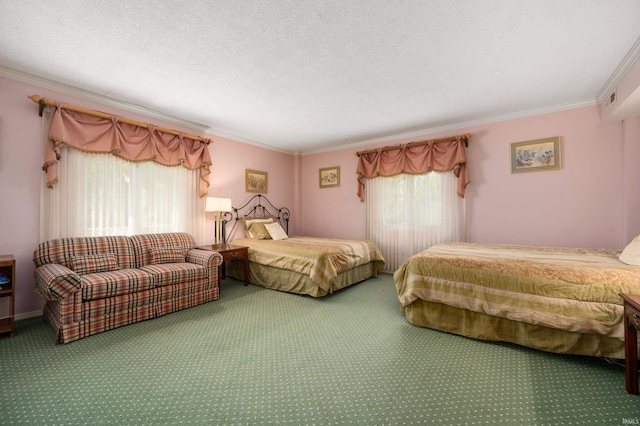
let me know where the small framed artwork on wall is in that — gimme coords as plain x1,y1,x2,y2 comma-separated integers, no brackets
510,137,561,174
319,166,340,188
245,169,268,193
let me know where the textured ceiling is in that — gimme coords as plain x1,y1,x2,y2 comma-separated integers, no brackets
1,1,640,153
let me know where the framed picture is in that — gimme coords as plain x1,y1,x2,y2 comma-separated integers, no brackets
511,137,561,174
319,166,340,188
245,169,268,193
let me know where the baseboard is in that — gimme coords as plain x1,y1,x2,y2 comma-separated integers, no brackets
15,310,43,321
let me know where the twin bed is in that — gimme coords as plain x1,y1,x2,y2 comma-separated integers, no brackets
224,195,385,297
394,241,640,359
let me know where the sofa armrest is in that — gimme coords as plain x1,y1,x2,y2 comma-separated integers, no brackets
34,263,82,300
186,249,223,268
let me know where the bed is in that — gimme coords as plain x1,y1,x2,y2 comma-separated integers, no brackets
224,195,385,297
393,241,640,359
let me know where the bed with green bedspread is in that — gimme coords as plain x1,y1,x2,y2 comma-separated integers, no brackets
227,236,385,297
394,242,640,358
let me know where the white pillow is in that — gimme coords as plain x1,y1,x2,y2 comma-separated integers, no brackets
619,235,640,266
265,222,288,240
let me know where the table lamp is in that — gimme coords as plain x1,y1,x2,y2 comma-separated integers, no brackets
206,197,232,245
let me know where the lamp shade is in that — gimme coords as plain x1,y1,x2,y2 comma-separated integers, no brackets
206,197,232,212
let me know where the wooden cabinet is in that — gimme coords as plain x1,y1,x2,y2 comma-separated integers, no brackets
621,293,640,395
0,255,15,337
196,244,249,287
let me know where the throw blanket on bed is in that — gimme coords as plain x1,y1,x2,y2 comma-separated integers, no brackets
231,237,385,292
394,242,640,339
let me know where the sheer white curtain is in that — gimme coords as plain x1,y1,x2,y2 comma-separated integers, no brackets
41,141,206,243
365,171,465,271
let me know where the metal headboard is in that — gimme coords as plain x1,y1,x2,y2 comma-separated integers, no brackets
223,194,290,241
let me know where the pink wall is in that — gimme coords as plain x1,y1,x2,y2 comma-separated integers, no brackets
622,115,640,242
206,135,295,240
1,72,639,319
0,75,293,317
301,106,631,249
0,78,45,319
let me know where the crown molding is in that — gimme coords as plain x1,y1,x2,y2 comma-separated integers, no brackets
0,66,210,132
203,128,296,155
301,100,596,155
0,65,605,157
597,36,640,104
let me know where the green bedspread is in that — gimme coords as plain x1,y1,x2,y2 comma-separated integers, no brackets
394,242,640,339
231,236,385,293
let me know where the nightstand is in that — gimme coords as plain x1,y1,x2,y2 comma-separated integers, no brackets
0,255,15,337
197,244,249,287
621,293,640,395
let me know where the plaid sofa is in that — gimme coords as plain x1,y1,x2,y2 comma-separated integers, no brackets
33,233,222,343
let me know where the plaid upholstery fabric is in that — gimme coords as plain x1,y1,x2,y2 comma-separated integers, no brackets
140,263,208,287
33,235,135,269
69,253,120,274
155,277,219,317
80,269,155,301
148,246,187,265
34,232,221,343
83,289,156,319
186,249,222,267
186,249,223,280
80,289,158,340
42,292,83,342
34,263,81,299
130,233,195,268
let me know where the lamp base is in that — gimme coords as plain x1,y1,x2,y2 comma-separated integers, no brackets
213,214,226,246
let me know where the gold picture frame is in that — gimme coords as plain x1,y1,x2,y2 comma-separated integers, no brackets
511,137,561,174
245,169,268,193
319,166,340,188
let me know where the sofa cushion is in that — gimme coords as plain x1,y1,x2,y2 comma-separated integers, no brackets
80,268,155,301
69,253,120,275
140,263,209,287
33,235,136,269
148,246,186,264
130,233,195,268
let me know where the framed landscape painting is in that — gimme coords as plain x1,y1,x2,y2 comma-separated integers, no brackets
319,166,340,188
245,169,268,193
511,137,561,174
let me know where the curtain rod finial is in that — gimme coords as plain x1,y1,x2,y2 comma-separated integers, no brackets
28,95,46,116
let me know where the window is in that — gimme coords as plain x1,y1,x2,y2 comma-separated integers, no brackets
41,147,205,241
365,171,465,271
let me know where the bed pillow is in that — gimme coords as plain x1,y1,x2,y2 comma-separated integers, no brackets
265,222,288,241
149,246,186,265
244,216,274,238
248,222,272,240
69,253,120,275
619,235,640,266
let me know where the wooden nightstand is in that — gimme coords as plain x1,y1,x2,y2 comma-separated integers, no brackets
197,244,249,287
0,255,16,337
621,293,640,395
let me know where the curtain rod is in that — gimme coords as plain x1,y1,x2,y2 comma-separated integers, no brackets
355,133,471,156
28,95,213,145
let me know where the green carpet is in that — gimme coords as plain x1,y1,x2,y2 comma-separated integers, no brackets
1,274,638,425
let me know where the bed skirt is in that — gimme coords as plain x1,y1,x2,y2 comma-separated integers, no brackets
404,299,630,359
227,261,379,297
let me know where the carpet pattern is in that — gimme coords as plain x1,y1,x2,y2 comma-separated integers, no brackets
1,274,638,425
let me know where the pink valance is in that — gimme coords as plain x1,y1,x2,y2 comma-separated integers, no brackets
43,105,212,197
356,135,470,201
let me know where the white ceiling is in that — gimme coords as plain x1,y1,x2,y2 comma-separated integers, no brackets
1,1,640,153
